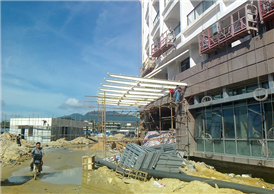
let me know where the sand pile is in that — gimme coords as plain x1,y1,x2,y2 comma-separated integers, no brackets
113,133,125,139
83,166,244,194
56,138,68,143
43,137,94,147
1,132,16,141
20,139,36,147
70,137,94,144
114,142,127,149
180,161,274,189
0,133,31,165
90,142,104,151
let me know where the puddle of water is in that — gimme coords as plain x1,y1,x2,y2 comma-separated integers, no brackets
40,167,82,185
7,166,82,185
7,166,51,184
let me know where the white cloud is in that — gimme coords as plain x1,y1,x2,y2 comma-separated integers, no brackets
58,98,89,113
59,98,83,109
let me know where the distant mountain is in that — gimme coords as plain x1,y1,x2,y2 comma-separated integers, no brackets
58,111,139,123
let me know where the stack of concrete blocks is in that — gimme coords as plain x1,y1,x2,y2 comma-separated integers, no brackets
119,144,194,173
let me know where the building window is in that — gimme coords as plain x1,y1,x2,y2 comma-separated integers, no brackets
174,23,181,37
181,57,190,72
229,82,268,97
247,104,263,138
223,108,235,138
187,0,217,25
211,110,222,138
194,97,274,157
194,113,203,138
235,106,248,139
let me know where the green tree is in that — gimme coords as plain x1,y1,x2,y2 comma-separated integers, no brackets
1,121,10,128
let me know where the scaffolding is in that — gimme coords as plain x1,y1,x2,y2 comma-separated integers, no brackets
89,73,188,160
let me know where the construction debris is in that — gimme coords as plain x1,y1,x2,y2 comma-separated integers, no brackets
119,143,195,173
82,166,245,194
143,131,176,146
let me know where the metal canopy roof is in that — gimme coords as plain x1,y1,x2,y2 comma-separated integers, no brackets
97,73,187,107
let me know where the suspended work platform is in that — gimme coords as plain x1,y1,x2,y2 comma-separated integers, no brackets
199,4,258,54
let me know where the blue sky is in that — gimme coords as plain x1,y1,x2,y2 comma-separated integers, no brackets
1,1,141,119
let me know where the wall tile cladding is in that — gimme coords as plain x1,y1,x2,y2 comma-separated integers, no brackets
176,29,274,97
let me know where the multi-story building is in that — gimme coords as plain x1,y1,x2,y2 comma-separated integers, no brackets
106,121,121,131
139,0,274,176
10,118,85,143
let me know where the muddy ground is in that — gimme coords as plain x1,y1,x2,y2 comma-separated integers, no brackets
1,145,116,194
1,145,273,194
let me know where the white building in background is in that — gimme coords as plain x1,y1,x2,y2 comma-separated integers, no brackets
10,118,52,143
10,118,85,143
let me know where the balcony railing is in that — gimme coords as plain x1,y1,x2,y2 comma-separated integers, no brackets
151,29,175,58
198,4,258,54
153,11,160,25
187,0,217,26
174,23,181,37
258,0,274,23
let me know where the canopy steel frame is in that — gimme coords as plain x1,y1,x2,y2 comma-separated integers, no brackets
97,73,187,107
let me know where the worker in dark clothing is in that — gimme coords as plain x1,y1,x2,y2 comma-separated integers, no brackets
30,142,45,172
175,87,182,102
16,134,21,146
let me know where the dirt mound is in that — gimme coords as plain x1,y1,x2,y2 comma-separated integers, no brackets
90,142,104,151
56,138,67,143
20,139,35,147
0,138,30,165
84,166,244,194
70,137,94,144
113,133,125,139
115,142,127,149
43,137,93,147
1,132,16,141
180,160,274,189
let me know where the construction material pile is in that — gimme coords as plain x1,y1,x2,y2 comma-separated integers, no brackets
82,166,244,194
119,143,194,173
143,131,176,147
0,133,30,165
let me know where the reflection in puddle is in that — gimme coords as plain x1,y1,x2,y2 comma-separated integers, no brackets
7,166,82,185
40,167,82,185
7,166,50,184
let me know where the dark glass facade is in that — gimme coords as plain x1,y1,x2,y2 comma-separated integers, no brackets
194,95,274,158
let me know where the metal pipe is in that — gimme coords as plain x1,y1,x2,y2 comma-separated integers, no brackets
94,158,273,194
